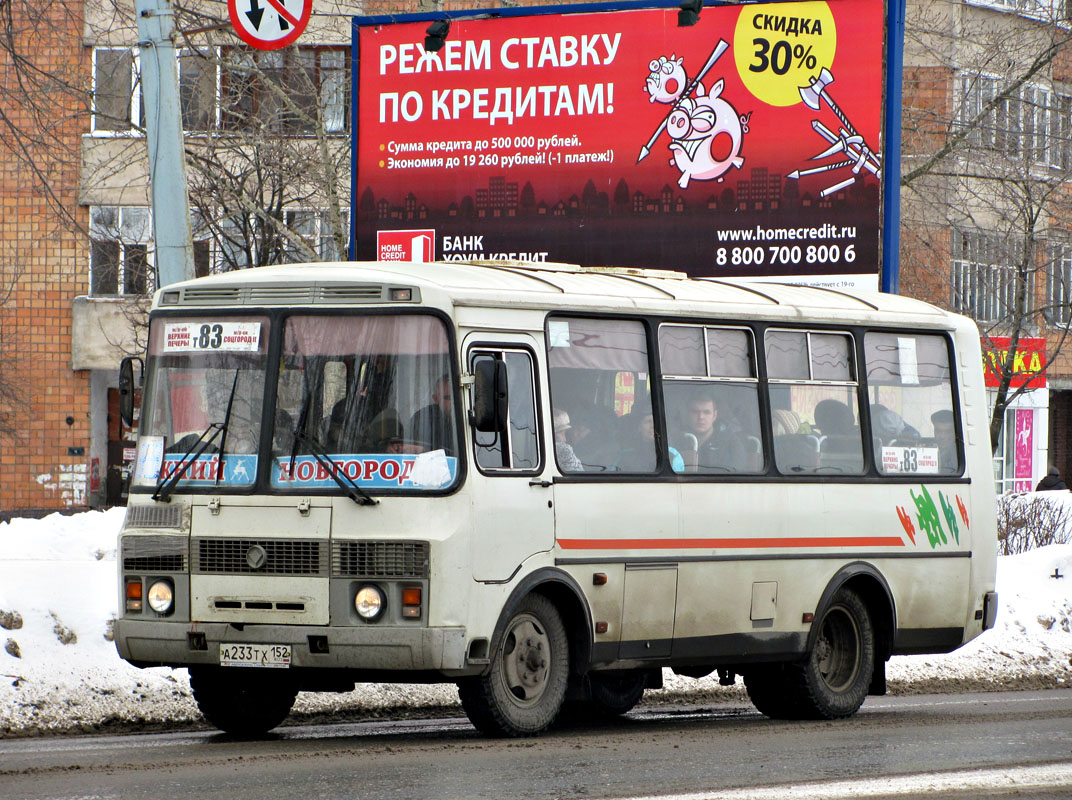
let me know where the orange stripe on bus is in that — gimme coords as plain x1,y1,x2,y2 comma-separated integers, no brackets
556,537,906,550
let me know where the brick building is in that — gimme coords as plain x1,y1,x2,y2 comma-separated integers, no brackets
1,0,1071,513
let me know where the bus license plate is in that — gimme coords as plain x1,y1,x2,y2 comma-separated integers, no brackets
219,643,291,668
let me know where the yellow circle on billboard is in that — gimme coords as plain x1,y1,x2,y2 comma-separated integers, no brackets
734,1,837,107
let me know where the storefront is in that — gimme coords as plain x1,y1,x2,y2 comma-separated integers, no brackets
983,336,1047,494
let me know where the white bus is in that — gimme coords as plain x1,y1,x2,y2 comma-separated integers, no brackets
115,260,998,736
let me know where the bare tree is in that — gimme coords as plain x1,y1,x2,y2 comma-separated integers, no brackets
2,0,355,294
900,0,1072,450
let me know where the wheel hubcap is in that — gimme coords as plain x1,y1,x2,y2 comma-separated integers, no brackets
816,604,861,692
500,614,551,706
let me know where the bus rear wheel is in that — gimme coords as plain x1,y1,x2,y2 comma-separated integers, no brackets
587,671,647,717
189,666,298,736
745,587,874,720
458,594,569,737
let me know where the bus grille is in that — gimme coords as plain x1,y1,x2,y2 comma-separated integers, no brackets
333,541,429,579
193,538,328,576
122,535,188,572
124,504,182,529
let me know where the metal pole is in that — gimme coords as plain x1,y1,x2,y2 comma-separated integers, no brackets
135,0,196,288
881,0,906,294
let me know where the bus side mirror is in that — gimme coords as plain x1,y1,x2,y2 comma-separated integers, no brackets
471,360,508,432
119,356,142,428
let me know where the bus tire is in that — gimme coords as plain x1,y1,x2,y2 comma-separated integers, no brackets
746,588,873,720
588,671,647,717
189,666,298,736
458,593,569,737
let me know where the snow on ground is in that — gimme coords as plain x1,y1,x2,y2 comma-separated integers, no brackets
1,500,1071,736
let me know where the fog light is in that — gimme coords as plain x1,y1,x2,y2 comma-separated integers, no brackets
125,578,143,612
147,580,174,614
355,585,386,621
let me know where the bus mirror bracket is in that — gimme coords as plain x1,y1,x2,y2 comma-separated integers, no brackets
119,356,143,429
471,360,508,433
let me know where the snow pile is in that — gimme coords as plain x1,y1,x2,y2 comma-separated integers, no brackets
2,501,1071,736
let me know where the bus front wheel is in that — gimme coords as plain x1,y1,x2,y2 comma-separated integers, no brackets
745,587,874,720
458,593,569,737
189,666,298,736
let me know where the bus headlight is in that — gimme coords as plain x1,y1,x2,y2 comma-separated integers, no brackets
147,580,174,614
355,585,386,621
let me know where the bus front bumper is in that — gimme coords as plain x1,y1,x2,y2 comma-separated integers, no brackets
114,619,469,672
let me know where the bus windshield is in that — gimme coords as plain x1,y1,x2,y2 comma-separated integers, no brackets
270,314,459,492
132,316,270,491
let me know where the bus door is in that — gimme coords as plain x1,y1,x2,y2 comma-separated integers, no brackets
466,337,554,582
544,316,680,659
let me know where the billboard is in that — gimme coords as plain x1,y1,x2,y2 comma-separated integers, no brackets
352,0,885,288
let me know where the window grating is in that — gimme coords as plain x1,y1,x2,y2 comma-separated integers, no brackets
124,504,183,529
194,538,327,575
121,535,188,572
332,540,429,578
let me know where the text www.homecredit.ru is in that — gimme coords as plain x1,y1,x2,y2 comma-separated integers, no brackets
714,224,859,270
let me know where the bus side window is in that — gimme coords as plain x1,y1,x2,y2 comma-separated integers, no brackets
765,330,864,476
470,349,540,473
547,317,654,474
865,332,960,476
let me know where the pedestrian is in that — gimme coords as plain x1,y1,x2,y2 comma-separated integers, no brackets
1035,465,1067,491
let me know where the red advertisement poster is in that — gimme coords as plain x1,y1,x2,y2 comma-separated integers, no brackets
982,336,1047,389
353,0,884,285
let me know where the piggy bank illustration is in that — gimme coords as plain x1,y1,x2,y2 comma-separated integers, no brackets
665,79,745,189
646,55,697,104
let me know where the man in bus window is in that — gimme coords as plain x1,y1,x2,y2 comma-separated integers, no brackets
674,393,745,473
931,409,958,473
409,375,454,455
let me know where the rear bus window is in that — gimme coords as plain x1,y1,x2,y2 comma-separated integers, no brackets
865,332,960,476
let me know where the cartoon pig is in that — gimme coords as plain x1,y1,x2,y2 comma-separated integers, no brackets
666,79,745,189
645,55,700,104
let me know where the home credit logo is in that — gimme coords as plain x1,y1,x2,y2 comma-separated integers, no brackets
377,229,435,262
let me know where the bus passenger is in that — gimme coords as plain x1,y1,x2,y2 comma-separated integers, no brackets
931,409,958,473
673,393,745,473
409,375,454,455
553,409,584,472
617,410,685,473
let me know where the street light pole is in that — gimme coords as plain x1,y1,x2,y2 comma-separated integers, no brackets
135,0,196,288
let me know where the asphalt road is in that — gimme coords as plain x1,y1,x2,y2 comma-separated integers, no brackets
1,689,1070,800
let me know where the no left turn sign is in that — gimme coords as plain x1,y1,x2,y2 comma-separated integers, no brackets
228,0,312,50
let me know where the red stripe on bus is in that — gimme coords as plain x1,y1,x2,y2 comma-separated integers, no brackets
556,536,906,550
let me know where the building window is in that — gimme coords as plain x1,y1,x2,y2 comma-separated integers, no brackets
92,49,140,133
90,208,215,293
90,206,152,295
958,73,1071,169
179,50,217,133
966,0,1068,22
221,47,349,134
1047,240,1072,326
950,228,1030,322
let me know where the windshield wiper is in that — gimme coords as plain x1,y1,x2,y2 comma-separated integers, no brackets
288,428,378,506
153,423,225,502
215,371,240,487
